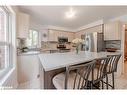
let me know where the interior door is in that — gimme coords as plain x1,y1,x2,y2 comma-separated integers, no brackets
124,29,127,60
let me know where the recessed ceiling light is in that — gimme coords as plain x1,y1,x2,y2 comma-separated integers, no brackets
65,7,76,19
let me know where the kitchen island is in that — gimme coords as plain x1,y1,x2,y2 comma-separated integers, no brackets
38,51,122,89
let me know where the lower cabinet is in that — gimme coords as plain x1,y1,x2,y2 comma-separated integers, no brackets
17,54,42,89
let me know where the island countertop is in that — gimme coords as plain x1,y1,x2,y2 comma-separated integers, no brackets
38,51,121,71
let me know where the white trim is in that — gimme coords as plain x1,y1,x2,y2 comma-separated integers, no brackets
33,20,104,32
122,24,125,74
8,6,17,68
76,19,104,32
0,67,15,86
0,67,18,89
0,42,10,46
31,24,75,32
45,25,75,32
0,6,11,72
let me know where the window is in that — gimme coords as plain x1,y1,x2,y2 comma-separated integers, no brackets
26,30,39,48
0,7,11,75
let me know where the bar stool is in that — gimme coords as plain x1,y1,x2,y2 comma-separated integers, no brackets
90,57,110,89
52,60,96,89
105,54,121,89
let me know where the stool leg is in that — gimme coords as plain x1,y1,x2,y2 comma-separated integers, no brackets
106,75,109,89
90,81,93,89
102,80,104,89
112,72,115,89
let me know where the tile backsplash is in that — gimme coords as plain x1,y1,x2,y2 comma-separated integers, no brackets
41,41,74,50
105,40,121,50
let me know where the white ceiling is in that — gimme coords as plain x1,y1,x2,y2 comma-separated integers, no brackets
18,6,127,30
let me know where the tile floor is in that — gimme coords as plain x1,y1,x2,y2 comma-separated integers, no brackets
115,61,127,89
17,62,127,89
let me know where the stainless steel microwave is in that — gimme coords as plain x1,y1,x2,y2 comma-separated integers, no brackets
58,37,68,43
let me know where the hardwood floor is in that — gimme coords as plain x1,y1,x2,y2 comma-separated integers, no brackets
124,61,127,74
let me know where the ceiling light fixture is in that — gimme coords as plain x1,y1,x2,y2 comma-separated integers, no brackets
65,7,76,19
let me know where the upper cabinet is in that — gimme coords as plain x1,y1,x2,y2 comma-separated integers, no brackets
75,25,103,39
67,32,75,42
48,29,75,42
58,31,75,42
17,12,30,38
104,21,122,40
48,29,58,41
75,31,83,39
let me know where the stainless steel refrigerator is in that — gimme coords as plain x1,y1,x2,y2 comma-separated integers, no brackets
82,32,104,52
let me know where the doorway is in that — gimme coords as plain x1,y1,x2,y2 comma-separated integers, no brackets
124,24,127,74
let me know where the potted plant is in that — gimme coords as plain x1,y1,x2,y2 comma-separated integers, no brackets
72,38,84,54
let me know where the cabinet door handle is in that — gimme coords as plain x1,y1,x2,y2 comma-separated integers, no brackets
37,74,40,78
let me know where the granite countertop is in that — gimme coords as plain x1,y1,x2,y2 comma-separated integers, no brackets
38,51,121,71
17,48,71,56
18,51,41,56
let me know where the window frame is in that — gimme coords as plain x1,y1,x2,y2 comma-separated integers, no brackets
0,6,13,79
27,29,39,48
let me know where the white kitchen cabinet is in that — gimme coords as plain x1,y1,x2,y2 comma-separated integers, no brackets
61,31,67,37
57,31,74,42
75,25,103,39
68,32,75,42
48,29,75,42
75,31,83,39
17,54,42,88
48,29,58,41
104,21,122,40
17,12,30,38
84,25,103,33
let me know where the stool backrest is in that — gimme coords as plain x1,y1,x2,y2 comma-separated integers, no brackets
65,60,96,89
93,57,110,83
107,54,121,73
